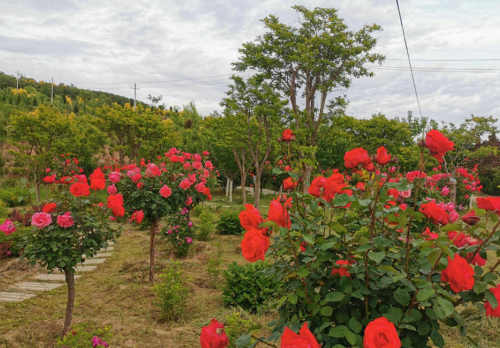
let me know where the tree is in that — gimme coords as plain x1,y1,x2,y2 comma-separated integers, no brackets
233,5,383,190
222,75,286,208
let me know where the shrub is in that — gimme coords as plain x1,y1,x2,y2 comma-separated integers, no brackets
197,208,218,241
223,261,279,313
0,200,7,218
217,211,244,235
154,261,188,321
0,186,31,207
224,309,261,348
56,322,112,348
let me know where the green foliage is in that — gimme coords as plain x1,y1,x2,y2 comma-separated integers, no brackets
217,211,244,235
0,199,7,218
56,322,112,348
154,261,188,321
196,207,218,241
0,185,31,207
224,309,262,348
206,242,223,288
223,261,279,313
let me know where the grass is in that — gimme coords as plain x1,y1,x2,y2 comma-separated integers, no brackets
0,192,499,347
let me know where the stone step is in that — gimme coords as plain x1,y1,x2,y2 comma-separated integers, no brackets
75,265,96,272
34,274,81,282
93,252,112,258
13,282,63,292
0,291,36,302
82,258,106,265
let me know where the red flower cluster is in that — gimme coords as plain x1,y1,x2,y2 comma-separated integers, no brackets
419,201,449,225
363,317,401,348
309,172,351,204
331,259,352,277
42,202,57,213
283,177,298,191
344,147,371,169
441,254,474,293
89,168,106,191
107,194,124,217
239,204,269,262
375,146,391,165
268,196,292,229
200,319,229,348
70,181,90,197
477,196,500,215
130,210,144,224
281,323,320,348
484,284,500,317
281,129,295,142
425,129,454,163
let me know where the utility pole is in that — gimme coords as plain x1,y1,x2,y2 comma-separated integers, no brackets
51,78,54,105
133,83,137,110
15,72,21,89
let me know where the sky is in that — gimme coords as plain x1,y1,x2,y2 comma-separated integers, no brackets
1,0,500,125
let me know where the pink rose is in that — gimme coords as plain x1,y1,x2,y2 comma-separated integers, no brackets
107,184,118,195
109,171,121,183
57,212,74,228
0,219,16,235
159,185,172,198
31,212,52,229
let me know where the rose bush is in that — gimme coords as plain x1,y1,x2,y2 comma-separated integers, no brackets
22,164,119,335
236,130,500,347
110,148,215,280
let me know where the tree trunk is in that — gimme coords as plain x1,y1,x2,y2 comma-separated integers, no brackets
225,177,230,198
35,180,41,204
241,172,247,205
63,267,75,336
303,164,313,194
229,179,233,202
149,220,159,283
254,169,262,209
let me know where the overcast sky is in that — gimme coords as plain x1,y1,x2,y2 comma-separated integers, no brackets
1,0,500,124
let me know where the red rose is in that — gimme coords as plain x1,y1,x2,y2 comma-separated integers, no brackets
309,176,326,197
461,210,480,225
239,204,263,230
57,212,74,228
130,210,144,224
283,177,298,191
43,174,56,183
331,260,351,277
89,168,106,190
107,194,124,217
179,178,192,190
200,319,229,348
268,196,292,229
145,163,161,177
241,227,270,262
159,185,172,198
375,146,391,165
281,322,320,348
425,130,454,163
441,254,474,293
467,252,486,266
42,202,57,213
363,317,401,348
322,173,347,202
422,227,438,241
70,182,90,197
419,201,449,225
484,284,500,317
281,129,295,142
476,197,500,215
344,147,371,169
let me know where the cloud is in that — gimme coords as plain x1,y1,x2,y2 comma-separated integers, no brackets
0,0,498,125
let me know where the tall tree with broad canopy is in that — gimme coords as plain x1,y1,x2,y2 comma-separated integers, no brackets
233,5,384,190
222,75,286,208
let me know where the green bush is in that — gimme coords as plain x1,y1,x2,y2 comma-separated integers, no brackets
154,261,188,321
224,309,262,348
56,321,112,348
217,211,244,235
0,185,31,207
196,208,218,241
0,200,7,218
223,261,279,313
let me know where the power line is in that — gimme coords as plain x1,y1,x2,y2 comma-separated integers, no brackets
386,58,500,62
395,0,423,118
373,65,500,73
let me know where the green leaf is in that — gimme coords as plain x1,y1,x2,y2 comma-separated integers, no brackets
348,317,362,333
319,241,336,251
430,329,445,347
433,297,454,320
288,293,297,305
394,287,411,306
329,325,347,338
368,251,385,264
416,287,435,302
384,307,403,324
403,309,422,323
344,328,359,346
324,292,345,303
485,289,498,310
303,234,314,245
321,306,333,316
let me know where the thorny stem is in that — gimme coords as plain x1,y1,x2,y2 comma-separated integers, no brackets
251,335,278,347
481,259,500,280
470,220,500,263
